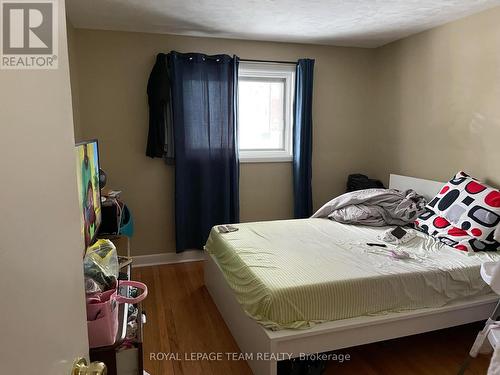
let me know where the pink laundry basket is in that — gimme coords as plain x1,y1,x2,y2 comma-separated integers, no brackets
86,280,147,348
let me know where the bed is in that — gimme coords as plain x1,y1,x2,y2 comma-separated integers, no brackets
204,174,499,375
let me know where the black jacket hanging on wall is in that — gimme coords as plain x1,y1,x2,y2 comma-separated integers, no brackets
146,53,174,163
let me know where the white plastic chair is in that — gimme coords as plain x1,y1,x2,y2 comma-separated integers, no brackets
458,261,500,374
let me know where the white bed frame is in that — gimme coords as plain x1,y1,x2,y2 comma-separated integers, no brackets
204,174,498,375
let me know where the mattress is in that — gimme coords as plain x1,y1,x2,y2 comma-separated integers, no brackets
204,218,500,330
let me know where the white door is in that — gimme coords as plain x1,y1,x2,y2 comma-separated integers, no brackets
0,0,90,373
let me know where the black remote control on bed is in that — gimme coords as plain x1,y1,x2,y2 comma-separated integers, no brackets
366,243,387,247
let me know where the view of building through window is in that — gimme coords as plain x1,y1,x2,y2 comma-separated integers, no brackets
237,62,295,162
238,78,285,151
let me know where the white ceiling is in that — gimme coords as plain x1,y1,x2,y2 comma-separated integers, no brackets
66,0,500,48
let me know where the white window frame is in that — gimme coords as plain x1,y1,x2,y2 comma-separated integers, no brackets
237,62,296,163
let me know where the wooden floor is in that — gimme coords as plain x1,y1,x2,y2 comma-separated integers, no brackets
133,261,492,375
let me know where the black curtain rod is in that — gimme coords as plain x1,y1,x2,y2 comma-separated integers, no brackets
240,58,297,65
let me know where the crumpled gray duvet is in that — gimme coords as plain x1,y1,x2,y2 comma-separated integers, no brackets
312,188,427,226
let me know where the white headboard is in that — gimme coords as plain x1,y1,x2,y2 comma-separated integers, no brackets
389,174,444,201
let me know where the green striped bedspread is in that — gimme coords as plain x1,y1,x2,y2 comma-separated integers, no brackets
205,219,500,330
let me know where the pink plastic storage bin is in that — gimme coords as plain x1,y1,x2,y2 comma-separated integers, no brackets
86,280,147,348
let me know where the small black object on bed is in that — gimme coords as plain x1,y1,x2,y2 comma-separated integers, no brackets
366,243,387,247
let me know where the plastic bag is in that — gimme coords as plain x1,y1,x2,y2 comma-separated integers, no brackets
84,239,119,293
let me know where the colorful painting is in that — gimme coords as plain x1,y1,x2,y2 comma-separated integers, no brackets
75,140,101,248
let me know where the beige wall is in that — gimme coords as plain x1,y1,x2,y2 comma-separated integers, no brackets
372,7,500,188
1,2,89,373
67,21,82,140
70,29,377,255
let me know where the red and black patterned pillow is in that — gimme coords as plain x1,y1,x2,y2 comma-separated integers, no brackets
415,172,500,253
415,208,499,252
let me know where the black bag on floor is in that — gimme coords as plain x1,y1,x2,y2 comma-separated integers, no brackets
346,173,385,192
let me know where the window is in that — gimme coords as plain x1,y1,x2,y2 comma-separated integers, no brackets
238,62,295,162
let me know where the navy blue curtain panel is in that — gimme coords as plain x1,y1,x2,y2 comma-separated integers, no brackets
169,51,240,252
293,59,315,219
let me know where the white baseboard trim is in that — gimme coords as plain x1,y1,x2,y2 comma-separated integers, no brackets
133,250,205,267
